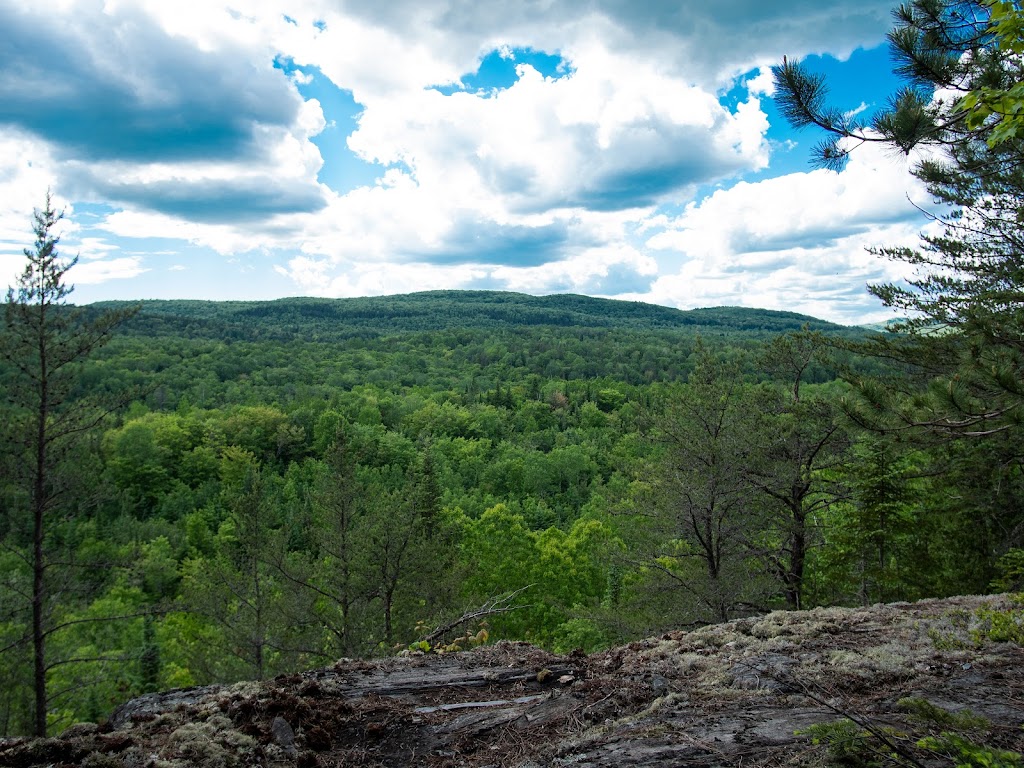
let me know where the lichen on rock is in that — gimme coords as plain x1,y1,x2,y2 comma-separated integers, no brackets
0,595,1019,767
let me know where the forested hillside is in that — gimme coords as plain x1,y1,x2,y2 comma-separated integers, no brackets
2,282,1020,737
94,292,852,339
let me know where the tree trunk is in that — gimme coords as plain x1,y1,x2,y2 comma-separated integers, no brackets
33,495,46,737
786,506,807,611
383,588,394,646
32,309,48,738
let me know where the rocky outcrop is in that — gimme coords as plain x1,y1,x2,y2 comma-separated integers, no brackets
1,595,1021,767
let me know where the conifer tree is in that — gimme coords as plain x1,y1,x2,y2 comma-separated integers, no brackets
774,0,1024,443
0,193,135,735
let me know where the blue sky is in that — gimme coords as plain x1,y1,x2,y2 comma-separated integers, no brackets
0,1,934,324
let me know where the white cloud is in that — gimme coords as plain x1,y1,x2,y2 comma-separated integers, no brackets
101,209,277,255
328,29,775,216
0,134,75,289
321,0,894,91
275,241,659,300
70,256,147,284
72,236,118,261
0,0,925,322
648,141,927,258
276,254,488,297
844,101,870,120
491,244,658,295
745,67,776,97
260,35,777,291
633,142,936,323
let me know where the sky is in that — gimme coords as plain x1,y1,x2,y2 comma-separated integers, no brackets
0,0,939,325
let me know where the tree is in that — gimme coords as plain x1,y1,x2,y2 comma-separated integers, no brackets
774,0,1021,169
774,0,1024,582
304,427,368,657
0,193,135,735
774,0,1024,444
818,436,929,605
957,2,1024,146
629,350,771,625
745,335,851,610
178,456,313,682
358,454,454,650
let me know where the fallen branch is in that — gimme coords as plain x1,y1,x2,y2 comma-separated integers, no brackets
420,585,535,646
766,666,929,768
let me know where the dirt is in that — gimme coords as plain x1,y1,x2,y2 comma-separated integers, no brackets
1,595,1021,767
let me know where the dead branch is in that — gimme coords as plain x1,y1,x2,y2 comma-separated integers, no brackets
420,585,535,646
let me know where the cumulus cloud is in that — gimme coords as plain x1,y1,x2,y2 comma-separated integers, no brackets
0,0,931,323
0,135,73,289
101,209,282,255
252,0,890,284
275,241,657,301
488,244,659,295
276,255,488,297
632,142,936,323
345,50,770,214
328,0,894,89
80,173,327,224
0,2,329,224
0,4,301,163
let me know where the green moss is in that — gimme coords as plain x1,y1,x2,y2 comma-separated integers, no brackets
925,597,1024,650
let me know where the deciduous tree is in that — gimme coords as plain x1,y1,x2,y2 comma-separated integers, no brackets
629,350,771,624
746,335,851,610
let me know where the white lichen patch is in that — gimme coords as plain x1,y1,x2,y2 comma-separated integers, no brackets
760,636,799,652
161,715,257,768
863,643,914,670
822,642,919,685
748,607,846,641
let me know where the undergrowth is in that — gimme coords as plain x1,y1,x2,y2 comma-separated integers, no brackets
801,698,1023,768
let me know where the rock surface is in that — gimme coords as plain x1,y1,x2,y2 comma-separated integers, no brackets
1,595,1021,767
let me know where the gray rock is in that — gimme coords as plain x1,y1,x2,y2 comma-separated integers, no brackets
272,715,297,757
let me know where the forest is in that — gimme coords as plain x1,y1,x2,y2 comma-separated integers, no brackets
1,281,1020,736
1,0,1023,742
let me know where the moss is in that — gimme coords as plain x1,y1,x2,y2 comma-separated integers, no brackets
749,613,796,640
827,650,862,667
151,711,186,730
757,631,794,649
863,643,911,668
920,596,1024,650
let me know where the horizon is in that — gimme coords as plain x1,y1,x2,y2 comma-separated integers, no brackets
1,2,928,327
77,288,868,328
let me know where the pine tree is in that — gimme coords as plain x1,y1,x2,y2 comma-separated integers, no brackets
0,193,135,736
774,0,1024,443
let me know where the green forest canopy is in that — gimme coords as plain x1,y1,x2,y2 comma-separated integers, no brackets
2,288,1019,736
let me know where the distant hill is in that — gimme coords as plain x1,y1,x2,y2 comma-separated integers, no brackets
88,291,855,342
